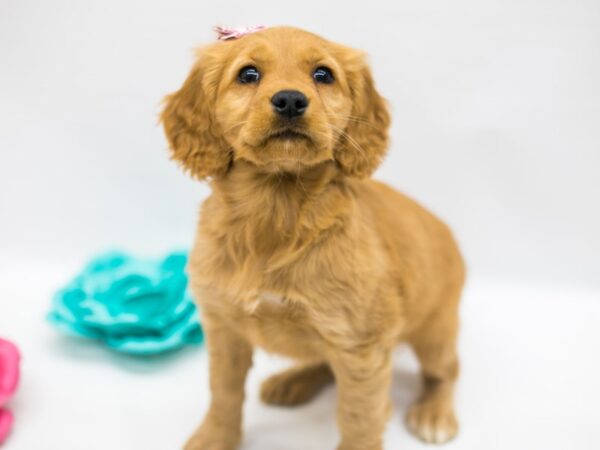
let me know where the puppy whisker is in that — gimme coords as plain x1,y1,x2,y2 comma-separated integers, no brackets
223,120,249,134
329,124,367,159
325,113,385,131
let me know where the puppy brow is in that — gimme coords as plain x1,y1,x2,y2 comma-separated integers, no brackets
305,55,339,70
233,55,270,71
240,58,267,68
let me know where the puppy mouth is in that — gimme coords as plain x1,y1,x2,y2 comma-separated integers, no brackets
267,128,311,143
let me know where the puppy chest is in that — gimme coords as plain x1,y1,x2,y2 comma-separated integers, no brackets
235,292,324,360
245,292,288,312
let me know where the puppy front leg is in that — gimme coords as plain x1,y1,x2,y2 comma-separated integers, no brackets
184,313,253,450
330,348,393,450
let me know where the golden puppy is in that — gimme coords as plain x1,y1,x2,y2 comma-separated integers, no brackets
161,26,465,450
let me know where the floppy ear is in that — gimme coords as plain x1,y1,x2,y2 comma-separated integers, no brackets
335,59,390,178
161,47,231,180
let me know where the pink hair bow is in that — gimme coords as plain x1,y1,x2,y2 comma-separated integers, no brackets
214,25,267,41
0,338,20,445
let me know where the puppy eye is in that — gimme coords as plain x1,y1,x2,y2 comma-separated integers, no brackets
238,65,261,84
313,66,334,84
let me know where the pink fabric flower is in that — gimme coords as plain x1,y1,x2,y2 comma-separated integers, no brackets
0,338,20,445
214,25,267,41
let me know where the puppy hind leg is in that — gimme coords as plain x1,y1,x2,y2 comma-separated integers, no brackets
260,362,334,407
406,305,460,445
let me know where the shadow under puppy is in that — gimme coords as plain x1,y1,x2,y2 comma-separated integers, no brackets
161,26,465,450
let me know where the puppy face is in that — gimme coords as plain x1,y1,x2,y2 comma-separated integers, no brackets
162,27,390,178
216,29,351,172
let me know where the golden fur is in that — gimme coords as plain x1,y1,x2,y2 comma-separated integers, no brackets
161,27,465,450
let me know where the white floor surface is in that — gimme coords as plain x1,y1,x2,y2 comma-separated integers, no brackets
0,260,598,450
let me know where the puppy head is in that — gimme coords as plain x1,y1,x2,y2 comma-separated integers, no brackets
161,27,390,179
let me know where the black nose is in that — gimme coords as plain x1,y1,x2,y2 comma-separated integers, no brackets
271,90,309,119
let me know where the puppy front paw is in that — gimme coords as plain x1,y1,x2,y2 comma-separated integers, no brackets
336,443,382,450
183,420,240,450
406,401,458,444
184,434,237,450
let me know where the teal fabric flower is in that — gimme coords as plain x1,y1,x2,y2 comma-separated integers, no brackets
49,252,203,355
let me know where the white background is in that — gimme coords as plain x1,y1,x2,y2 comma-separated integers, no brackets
1,1,599,449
